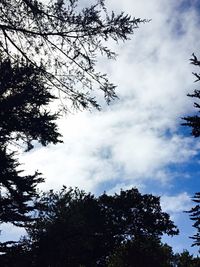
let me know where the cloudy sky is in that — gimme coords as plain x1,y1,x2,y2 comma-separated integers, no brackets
7,0,199,254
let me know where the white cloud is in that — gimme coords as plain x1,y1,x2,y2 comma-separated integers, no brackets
161,192,192,214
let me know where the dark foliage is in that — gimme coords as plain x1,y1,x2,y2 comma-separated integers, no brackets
0,58,61,149
182,53,200,137
0,148,42,226
0,0,145,111
0,58,61,244
174,250,200,267
182,53,200,251
0,238,33,267
187,193,200,249
1,187,178,266
107,237,174,267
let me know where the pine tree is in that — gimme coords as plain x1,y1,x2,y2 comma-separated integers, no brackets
187,193,200,248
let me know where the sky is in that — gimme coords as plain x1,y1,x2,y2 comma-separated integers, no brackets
2,0,200,255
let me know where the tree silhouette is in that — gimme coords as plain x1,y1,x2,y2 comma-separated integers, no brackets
0,57,61,246
182,53,200,137
5,187,178,267
187,193,200,249
182,54,200,251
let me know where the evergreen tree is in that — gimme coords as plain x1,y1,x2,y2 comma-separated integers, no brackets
182,53,200,137
187,193,200,249
182,54,200,251
0,57,61,246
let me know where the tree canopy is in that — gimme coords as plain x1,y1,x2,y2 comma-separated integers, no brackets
1,187,199,267
3,187,178,267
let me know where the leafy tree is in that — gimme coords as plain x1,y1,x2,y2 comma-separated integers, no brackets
0,0,145,111
98,188,178,239
5,187,178,267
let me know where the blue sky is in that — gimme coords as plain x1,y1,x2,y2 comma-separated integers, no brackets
3,0,199,255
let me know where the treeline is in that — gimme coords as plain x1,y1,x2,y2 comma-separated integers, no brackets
0,187,199,267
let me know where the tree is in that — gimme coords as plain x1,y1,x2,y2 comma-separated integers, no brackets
0,57,61,233
182,54,200,251
187,193,200,249
182,53,200,137
5,187,178,267
0,0,145,111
